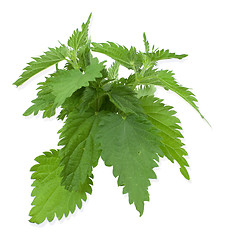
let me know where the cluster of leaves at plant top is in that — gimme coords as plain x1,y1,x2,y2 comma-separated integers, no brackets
14,13,205,224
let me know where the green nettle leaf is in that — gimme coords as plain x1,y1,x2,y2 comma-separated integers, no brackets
99,113,162,216
14,46,68,87
58,110,102,191
24,57,104,118
23,79,56,118
107,85,144,115
15,14,207,223
108,61,120,81
57,88,85,120
150,48,188,61
68,13,92,51
30,150,93,224
78,87,98,112
77,40,91,71
138,69,205,120
91,42,142,69
136,84,156,98
50,57,104,107
143,32,150,54
140,96,190,179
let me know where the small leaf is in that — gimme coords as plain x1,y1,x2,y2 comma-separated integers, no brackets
68,13,92,51
77,39,91,70
57,88,84,120
91,42,142,69
143,32,150,54
108,61,120,81
150,48,188,61
136,85,156,98
23,75,56,118
180,167,190,180
107,85,144,115
78,87,98,112
14,46,68,87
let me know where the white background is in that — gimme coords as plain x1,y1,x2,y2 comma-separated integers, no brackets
1,0,228,239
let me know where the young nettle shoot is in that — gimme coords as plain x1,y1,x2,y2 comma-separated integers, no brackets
14,13,205,224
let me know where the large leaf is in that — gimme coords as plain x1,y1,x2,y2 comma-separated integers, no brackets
91,42,142,70
58,110,102,191
140,96,190,179
29,149,93,224
107,85,144,115
99,113,162,216
14,46,68,87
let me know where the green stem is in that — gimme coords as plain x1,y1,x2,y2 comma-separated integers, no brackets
72,58,79,69
95,89,101,112
130,64,139,90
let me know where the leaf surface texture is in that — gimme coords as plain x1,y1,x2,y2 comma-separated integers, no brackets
99,113,162,215
107,85,144,115
91,42,142,69
58,110,102,191
30,150,92,224
139,69,204,119
14,46,68,86
140,96,189,179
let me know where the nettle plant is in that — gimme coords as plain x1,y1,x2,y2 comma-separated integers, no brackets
14,14,205,224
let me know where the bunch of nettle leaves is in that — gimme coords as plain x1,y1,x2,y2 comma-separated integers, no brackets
14,14,205,224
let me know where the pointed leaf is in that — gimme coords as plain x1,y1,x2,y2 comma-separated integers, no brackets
29,149,93,224
22,57,102,119
108,61,120,81
136,84,156,98
107,85,143,115
77,39,91,71
58,110,102,191
143,32,150,54
139,69,205,120
91,42,142,69
14,46,68,87
50,57,104,107
23,74,56,118
68,13,92,51
140,96,190,179
57,88,85,120
78,87,98,112
99,113,162,216
150,48,188,61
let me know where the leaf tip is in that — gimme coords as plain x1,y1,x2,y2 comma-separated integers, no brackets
13,80,20,87
180,167,190,180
